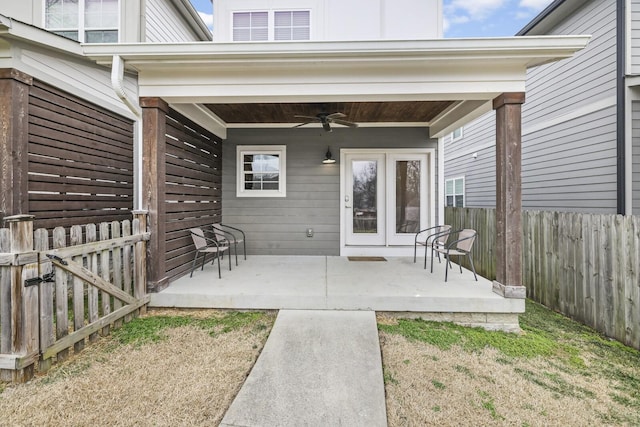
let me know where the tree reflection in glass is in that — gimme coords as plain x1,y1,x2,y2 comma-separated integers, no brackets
352,160,377,233
395,160,421,234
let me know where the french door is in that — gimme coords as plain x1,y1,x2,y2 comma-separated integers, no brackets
343,150,431,249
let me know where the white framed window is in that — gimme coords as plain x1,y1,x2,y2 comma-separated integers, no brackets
451,127,464,142
445,177,464,207
45,0,119,43
237,145,286,197
233,11,268,41
274,11,310,40
232,10,310,41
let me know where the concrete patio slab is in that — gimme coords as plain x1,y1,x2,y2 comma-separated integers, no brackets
220,310,386,427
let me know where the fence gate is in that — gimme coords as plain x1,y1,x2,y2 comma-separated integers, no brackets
0,213,150,383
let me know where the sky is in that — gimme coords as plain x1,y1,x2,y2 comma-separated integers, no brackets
188,0,555,38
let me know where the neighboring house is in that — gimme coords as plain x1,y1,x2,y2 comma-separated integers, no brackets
0,0,588,292
444,0,640,215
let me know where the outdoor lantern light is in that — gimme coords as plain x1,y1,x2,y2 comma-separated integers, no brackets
322,146,336,164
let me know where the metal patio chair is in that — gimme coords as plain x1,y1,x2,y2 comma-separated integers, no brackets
414,225,452,268
431,228,477,282
189,227,231,278
211,223,246,266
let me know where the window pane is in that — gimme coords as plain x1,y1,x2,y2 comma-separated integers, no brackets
251,27,268,41
53,30,79,41
292,11,310,26
455,178,464,194
445,180,453,194
275,28,291,41
251,12,268,27
233,12,250,27
274,11,291,26
86,29,118,43
292,27,310,40
352,160,378,234
233,28,250,41
46,0,79,28
446,196,454,207
395,160,420,234
455,195,464,207
86,0,118,28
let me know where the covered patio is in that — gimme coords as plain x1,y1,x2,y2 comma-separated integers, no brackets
150,255,523,331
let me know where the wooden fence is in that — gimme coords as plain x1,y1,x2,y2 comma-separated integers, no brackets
445,207,640,350
0,213,149,383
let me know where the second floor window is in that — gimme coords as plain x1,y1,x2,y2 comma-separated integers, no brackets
233,10,310,41
45,0,118,43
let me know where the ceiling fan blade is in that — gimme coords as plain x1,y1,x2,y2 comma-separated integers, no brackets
294,115,319,120
322,121,332,132
293,121,313,128
332,119,359,128
326,112,346,120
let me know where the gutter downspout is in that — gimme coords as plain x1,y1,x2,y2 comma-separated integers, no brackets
616,0,626,215
111,55,143,211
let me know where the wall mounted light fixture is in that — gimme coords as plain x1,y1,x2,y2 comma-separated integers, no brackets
322,146,336,164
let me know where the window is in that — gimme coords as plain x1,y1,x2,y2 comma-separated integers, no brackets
45,0,118,43
232,10,310,41
451,127,463,141
275,11,310,40
445,177,464,207
233,11,268,41
237,145,286,197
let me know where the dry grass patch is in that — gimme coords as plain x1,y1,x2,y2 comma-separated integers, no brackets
0,309,276,426
380,300,640,426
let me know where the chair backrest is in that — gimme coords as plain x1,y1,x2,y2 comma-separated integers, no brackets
190,228,207,250
211,223,227,242
435,225,452,244
456,229,477,253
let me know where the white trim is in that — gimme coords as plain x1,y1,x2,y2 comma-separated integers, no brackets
438,136,444,224
236,145,287,198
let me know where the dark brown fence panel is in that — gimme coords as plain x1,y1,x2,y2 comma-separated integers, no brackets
445,207,640,351
27,80,134,230
164,110,222,281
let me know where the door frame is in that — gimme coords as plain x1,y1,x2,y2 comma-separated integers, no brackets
339,148,436,256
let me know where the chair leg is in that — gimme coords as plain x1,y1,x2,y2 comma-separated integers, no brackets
424,245,428,269
444,252,449,282
228,249,232,271
190,250,200,277
234,242,239,266
200,253,207,271
413,243,417,263
458,256,463,273
216,251,222,278
242,240,246,260
468,254,478,281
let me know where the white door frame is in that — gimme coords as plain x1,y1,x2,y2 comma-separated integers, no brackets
339,148,436,256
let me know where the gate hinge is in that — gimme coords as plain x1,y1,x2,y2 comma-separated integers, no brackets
46,254,68,265
24,270,55,287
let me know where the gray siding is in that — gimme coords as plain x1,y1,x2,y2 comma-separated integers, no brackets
145,0,202,42
222,128,438,255
633,101,640,214
444,0,619,214
444,112,496,208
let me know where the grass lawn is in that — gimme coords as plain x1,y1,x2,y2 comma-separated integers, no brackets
0,301,638,426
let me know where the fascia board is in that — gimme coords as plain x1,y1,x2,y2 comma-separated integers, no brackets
82,35,591,68
0,14,84,57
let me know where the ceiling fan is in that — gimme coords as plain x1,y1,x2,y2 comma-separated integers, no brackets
293,112,358,132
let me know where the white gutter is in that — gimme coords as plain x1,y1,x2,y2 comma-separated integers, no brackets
111,55,143,210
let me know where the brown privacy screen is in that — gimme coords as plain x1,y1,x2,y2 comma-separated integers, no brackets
164,109,223,281
28,79,134,230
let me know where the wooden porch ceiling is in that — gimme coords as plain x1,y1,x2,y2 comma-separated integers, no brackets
203,101,455,124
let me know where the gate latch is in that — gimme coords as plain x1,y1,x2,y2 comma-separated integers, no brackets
24,271,55,287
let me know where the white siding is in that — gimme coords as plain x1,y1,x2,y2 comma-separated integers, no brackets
212,0,441,42
222,128,438,255
16,47,138,120
630,0,640,75
145,0,203,42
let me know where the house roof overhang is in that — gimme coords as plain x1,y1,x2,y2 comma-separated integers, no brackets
82,37,586,138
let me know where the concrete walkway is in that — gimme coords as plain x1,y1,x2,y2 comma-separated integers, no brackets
220,310,387,427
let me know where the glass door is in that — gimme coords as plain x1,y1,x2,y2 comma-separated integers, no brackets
345,154,386,246
387,153,428,245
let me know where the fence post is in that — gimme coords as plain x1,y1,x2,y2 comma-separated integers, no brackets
133,210,148,315
2,214,38,383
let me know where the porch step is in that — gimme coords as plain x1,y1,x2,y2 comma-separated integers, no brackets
220,310,387,427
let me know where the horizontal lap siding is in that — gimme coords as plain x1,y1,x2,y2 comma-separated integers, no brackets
164,110,222,280
634,102,640,214
27,80,134,230
145,0,202,42
444,112,496,208
631,0,640,74
444,0,618,214
222,128,437,255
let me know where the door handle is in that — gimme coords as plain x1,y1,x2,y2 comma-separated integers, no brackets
345,205,352,208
